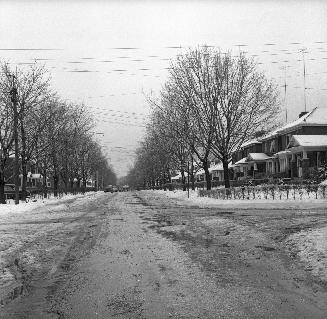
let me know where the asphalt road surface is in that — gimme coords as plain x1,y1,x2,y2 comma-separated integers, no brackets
1,191,327,318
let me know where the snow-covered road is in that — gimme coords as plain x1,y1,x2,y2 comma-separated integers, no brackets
1,191,327,318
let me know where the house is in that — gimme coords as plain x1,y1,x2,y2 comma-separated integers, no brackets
231,107,327,180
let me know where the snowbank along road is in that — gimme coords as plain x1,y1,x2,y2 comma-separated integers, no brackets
1,191,327,318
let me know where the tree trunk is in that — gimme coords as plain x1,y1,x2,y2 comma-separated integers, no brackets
203,160,211,190
20,121,27,201
191,160,195,190
53,174,59,197
223,156,230,189
167,168,171,183
21,162,27,201
0,175,6,204
77,178,81,193
43,168,48,198
82,178,86,194
181,168,186,191
62,175,68,194
70,179,74,194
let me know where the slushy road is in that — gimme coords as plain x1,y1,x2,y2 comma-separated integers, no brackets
1,191,327,318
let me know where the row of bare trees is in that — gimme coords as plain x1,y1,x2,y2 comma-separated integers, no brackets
127,47,280,190
0,62,116,203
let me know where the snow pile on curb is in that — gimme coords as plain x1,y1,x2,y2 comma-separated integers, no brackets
286,226,327,281
0,192,101,219
149,189,327,209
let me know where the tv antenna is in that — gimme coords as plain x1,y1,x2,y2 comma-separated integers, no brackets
280,65,291,123
299,48,308,112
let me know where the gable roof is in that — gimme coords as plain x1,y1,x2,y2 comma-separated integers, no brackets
288,135,327,148
260,107,327,141
240,139,261,149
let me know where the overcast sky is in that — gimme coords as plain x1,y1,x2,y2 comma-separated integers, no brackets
1,0,327,177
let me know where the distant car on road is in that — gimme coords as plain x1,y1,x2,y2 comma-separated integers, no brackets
104,185,113,193
112,186,119,192
4,184,31,201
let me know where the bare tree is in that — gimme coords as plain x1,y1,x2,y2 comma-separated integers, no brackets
0,64,15,203
165,48,280,188
10,64,52,200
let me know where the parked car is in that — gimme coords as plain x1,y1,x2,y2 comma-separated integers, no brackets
112,186,118,192
104,185,113,192
4,184,31,200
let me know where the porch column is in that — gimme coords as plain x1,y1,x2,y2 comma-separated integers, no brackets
302,149,310,179
291,153,297,178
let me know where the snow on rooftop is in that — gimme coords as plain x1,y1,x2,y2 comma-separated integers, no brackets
260,128,280,141
209,163,223,172
234,157,247,165
281,108,315,131
247,153,271,161
260,107,327,141
289,135,327,148
240,139,261,148
171,172,188,180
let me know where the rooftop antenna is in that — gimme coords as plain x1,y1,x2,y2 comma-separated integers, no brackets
234,44,247,57
280,65,290,123
299,48,308,112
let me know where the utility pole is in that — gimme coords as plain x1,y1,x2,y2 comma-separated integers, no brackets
9,74,20,205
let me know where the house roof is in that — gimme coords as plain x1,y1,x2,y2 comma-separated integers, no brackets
195,169,204,176
260,107,327,142
209,164,223,172
288,135,327,148
171,172,188,180
247,153,271,161
259,128,280,141
234,157,247,165
240,139,261,149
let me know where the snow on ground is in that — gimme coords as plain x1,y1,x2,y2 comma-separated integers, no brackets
151,189,327,210
0,192,101,220
0,191,106,303
286,227,327,281
144,189,327,282
0,192,103,270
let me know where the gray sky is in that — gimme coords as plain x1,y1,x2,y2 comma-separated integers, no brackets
1,0,327,177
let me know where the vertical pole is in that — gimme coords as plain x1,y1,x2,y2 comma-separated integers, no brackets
10,75,20,205
282,66,288,123
187,161,190,198
300,48,307,112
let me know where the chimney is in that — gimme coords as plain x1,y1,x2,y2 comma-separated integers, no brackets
299,111,308,118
